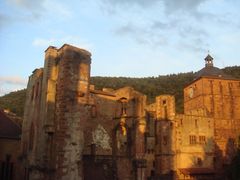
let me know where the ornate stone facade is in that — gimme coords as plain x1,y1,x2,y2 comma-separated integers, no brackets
21,44,240,180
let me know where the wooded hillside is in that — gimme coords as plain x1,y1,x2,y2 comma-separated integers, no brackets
0,66,239,117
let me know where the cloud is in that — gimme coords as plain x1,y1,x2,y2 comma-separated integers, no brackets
6,0,46,19
0,76,27,85
7,0,45,10
115,23,137,35
2,0,72,27
178,26,208,38
163,0,208,14
114,22,168,47
0,76,27,96
0,13,13,29
102,0,159,8
32,36,93,51
101,0,209,15
33,38,56,47
106,0,212,50
43,0,72,18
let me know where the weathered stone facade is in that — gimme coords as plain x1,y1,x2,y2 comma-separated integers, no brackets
21,44,240,180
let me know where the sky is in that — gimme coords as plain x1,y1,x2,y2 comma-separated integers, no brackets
0,0,240,96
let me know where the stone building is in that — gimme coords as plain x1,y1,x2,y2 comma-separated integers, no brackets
21,44,240,180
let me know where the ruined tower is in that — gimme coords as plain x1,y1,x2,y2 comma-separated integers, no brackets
155,95,176,178
21,44,91,180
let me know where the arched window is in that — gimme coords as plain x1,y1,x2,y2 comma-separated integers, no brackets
116,126,127,149
115,123,129,155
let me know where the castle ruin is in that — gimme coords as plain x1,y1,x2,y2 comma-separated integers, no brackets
21,44,240,180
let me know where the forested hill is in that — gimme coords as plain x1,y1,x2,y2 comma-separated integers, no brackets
91,72,195,113
0,66,240,118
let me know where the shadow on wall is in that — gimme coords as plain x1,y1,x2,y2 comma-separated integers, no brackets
214,137,240,180
225,137,240,180
185,136,240,180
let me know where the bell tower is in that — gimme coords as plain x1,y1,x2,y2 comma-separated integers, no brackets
205,54,213,67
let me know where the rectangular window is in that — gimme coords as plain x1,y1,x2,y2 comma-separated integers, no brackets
219,82,223,94
199,136,206,144
195,119,198,128
189,135,197,144
162,100,166,106
163,135,168,145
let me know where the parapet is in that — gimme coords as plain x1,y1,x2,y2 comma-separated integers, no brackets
44,44,91,63
59,44,91,56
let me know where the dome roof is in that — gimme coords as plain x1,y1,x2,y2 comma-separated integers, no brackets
195,66,232,79
194,54,234,80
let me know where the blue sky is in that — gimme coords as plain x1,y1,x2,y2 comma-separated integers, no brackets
0,0,240,96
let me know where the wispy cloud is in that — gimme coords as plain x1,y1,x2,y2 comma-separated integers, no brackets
43,0,72,19
114,22,168,47
102,0,160,8
162,0,208,14
0,76,27,96
33,38,56,47
32,36,93,51
0,13,13,29
7,0,45,10
0,76,27,85
6,0,46,19
102,0,219,53
2,0,72,27
101,0,209,15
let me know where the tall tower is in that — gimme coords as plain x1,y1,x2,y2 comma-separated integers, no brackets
54,44,91,179
155,95,176,178
184,54,240,119
184,54,240,171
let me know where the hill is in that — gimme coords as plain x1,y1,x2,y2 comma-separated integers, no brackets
0,66,240,118
0,89,26,117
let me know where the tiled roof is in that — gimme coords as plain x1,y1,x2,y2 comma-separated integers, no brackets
0,110,21,139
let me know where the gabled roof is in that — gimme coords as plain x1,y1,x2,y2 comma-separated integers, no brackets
0,110,21,139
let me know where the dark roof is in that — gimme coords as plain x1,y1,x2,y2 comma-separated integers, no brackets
0,110,21,139
194,54,235,80
179,168,215,175
204,54,213,61
194,66,233,79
